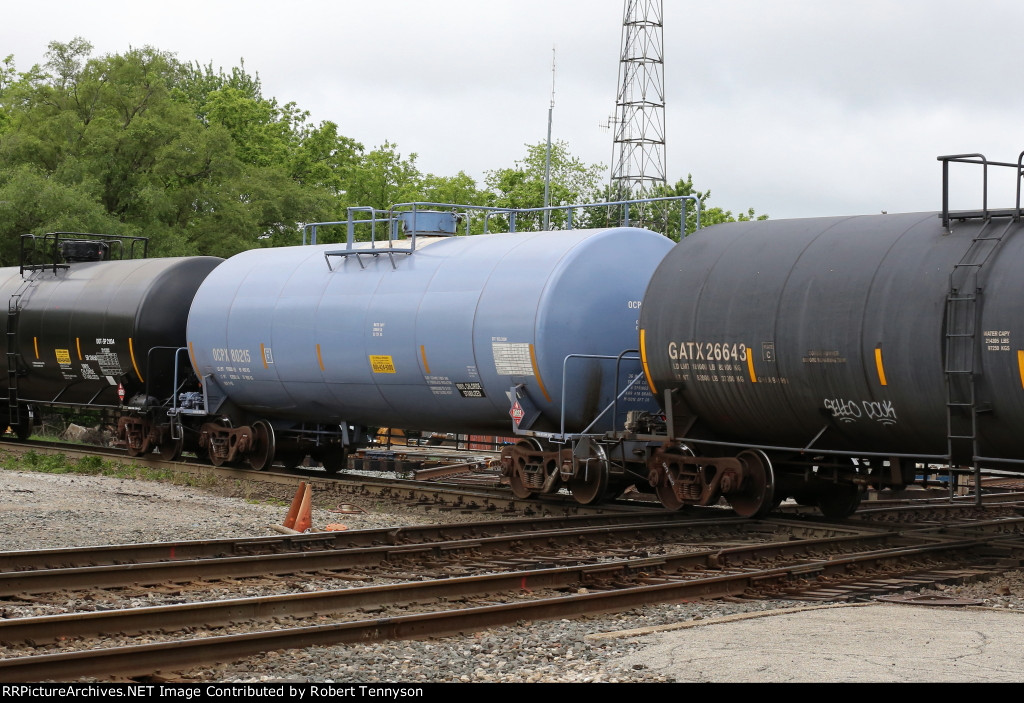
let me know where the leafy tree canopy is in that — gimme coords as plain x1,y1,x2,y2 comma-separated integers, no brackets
484,139,605,231
0,39,357,261
0,38,763,261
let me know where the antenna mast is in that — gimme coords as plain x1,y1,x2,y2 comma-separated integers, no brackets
609,0,666,218
543,46,556,230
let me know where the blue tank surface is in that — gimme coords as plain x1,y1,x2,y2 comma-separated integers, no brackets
186,226,673,435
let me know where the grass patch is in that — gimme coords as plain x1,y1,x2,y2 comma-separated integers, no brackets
0,448,220,489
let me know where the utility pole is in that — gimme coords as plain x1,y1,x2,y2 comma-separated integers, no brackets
609,0,666,222
543,46,556,231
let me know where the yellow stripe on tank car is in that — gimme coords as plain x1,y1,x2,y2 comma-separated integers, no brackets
746,347,758,383
316,344,325,371
128,337,144,382
259,343,268,370
1018,350,1024,389
874,347,888,386
33,337,38,360
420,345,431,374
528,344,552,403
639,329,658,396
76,338,82,361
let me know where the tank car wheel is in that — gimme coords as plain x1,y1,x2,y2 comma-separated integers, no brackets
509,472,536,499
568,441,610,506
316,447,347,474
248,420,276,471
654,446,694,511
817,484,863,519
12,423,31,440
728,449,776,519
508,438,542,499
568,463,609,506
160,432,185,462
11,405,35,441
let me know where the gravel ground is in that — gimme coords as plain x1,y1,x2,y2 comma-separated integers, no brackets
2,466,1023,684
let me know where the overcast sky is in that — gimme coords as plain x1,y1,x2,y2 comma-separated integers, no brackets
4,0,1023,219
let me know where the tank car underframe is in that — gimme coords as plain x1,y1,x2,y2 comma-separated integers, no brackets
639,427,965,518
117,414,183,460
161,360,360,472
192,418,353,473
0,402,37,441
499,435,649,506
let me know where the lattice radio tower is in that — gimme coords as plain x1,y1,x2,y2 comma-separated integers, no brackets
609,0,666,210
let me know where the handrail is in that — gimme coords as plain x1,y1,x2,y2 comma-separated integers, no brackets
18,232,149,276
303,194,702,254
554,352,646,439
937,152,1024,228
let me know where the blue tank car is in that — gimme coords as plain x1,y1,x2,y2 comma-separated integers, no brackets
186,223,674,499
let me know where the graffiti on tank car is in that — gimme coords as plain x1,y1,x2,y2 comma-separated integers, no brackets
824,398,862,423
825,398,897,425
863,400,898,425
668,341,748,362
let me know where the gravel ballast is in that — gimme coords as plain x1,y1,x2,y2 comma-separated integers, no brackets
3,467,1023,684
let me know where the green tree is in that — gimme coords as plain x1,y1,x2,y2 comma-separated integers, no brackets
343,142,424,210
0,39,359,261
485,139,605,230
640,175,767,241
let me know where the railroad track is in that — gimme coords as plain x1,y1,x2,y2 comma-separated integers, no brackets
0,439,651,517
11,438,1024,521
3,510,1024,681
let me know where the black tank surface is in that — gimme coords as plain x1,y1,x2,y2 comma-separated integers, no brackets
0,256,223,407
640,211,1024,465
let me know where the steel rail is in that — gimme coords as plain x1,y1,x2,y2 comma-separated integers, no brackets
0,511,714,572
0,440,640,516
0,523,990,645
0,532,1011,682
0,517,879,596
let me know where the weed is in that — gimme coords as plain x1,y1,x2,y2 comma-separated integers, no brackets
2,449,223,493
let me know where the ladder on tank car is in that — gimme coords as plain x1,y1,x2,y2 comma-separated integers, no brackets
6,273,40,428
944,216,1015,463
939,152,1024,496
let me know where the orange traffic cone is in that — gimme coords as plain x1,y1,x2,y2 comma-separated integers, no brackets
293,484,313,533
282,482,305,529
282,482,313,532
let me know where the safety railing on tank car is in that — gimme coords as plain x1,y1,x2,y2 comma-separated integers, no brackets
302,195,701,254
511,350,650,445
18,232,149,276
463,195,702,239
937,151,1024,228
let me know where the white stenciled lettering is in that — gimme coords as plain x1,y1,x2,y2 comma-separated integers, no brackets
212,347,251,364
668,341,748,363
